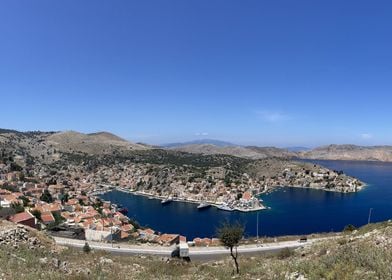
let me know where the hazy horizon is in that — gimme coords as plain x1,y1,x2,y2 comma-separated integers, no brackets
1,1,392,147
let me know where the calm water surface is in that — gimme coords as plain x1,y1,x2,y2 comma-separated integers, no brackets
100,160,392,239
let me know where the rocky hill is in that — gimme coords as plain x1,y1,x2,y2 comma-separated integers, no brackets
0,129,149,167
47,131,148,155
0,219,391,279
300,144,392,162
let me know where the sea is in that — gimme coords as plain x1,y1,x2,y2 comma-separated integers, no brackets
100,160,392,240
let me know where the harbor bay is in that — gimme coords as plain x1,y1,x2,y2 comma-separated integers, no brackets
100,160,392,240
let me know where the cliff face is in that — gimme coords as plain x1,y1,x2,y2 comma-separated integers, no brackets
300,145,392,162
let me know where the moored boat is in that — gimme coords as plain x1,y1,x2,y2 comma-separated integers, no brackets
216,204,234,211
161,197,173,204
197,202,211,210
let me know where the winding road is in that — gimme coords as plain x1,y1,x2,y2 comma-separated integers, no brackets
54,236,330,261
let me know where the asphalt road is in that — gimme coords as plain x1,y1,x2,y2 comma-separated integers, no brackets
54,237,327,261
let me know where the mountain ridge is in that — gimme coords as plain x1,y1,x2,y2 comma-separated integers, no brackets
162,139,237,148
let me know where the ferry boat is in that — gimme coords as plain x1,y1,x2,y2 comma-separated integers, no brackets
197,202,211,210
216,204,234,211
161,197,173,204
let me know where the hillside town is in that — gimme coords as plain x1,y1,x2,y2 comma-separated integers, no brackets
0,147,365,248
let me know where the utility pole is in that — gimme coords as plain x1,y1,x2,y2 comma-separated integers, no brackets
256,211,259,241
368,208,373,224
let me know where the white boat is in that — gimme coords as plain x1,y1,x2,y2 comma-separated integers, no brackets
217,204,234,211
161,197,173,204
197,202,211,210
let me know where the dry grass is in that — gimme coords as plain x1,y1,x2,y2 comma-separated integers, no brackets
0,221,391,279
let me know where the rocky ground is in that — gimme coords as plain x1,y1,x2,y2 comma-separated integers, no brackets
0,220,391,279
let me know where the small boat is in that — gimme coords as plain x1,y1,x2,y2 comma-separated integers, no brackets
197,202,211,210
161,197,173,204
217,204,234,211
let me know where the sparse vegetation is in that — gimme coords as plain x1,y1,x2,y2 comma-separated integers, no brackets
40,189,53,203
344,224,357,232
217,221,244,274
1,220,392,279
83,242,91,253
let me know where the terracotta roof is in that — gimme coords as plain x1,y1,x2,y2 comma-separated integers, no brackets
242,191,252,201
9,211,34,223
158,234,179,243
139,228,155,235
41,212,55,223
121,224,134,232
120,231,130,239
34,203,62,213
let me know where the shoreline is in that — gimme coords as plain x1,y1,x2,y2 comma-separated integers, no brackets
94,186,268,212
92,180,366,214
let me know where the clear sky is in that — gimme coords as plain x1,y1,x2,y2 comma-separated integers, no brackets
1,1,392,147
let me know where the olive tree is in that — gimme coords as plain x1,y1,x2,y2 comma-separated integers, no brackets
217,221,244,274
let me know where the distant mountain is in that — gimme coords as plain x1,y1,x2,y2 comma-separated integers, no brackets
170,143,296,159
286,146,311,152
162,139,236,148
299,144,392,162
245,146,297,158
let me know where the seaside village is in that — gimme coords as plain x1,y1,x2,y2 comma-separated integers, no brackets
0,164,233,247
0,160,363,248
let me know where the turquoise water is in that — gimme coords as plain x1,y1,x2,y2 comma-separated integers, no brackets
100,160,392,239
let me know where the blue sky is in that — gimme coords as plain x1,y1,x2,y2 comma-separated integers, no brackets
1,1,392,147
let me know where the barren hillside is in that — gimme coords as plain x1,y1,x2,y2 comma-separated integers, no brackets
300,144,392,162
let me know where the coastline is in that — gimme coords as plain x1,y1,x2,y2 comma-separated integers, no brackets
94,185,268,212
92,180,366,214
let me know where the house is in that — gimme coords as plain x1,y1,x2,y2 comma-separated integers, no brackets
157,234,180,246
242,191,252,201
193,237,212,247
21,182,35,191
8,211,37,228
61,211,75,224
48,184,65,194
120,230,130,239
34,202,62,215
120,224,134,233
139,228,155,237
63,199,79,212
41,212,56,225
0,194,22,208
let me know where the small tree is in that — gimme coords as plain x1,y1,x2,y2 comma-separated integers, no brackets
31,209,42,221
20,196,30,207
343,224,357,232
217,221,244,274
40,189,53,203
11,202,25,214
83,242,91,253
